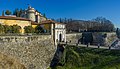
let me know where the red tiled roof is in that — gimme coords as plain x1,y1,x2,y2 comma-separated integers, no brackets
31,21,39,25
31,20,53,25
40,20,54,24
40,20,66,25
0,16,65,25
0,16,31,21
0,16,40,25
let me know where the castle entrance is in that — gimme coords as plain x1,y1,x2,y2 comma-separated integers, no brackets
59,33,62,42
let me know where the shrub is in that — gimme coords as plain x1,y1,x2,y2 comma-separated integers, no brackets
11,25,21,33
0,24,4,34
3,25,12,33
24,26,35,33
35,25,44,34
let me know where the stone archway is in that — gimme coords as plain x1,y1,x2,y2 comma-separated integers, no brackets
59,33,62,42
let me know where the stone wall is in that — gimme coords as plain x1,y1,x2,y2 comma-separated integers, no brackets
0,35,56,69
92,32,117,46
66,32,117,46
0,52,26,69
66,33,82,43
106,32,117,45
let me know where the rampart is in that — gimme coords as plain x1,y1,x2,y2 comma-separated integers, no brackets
0,35,56,69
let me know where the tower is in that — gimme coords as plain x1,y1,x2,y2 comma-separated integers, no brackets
26,6,36,21
20,5,47,23
35,12,40,23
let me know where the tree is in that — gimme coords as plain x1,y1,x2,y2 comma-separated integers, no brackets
24,26,35,33
13,8,19,17
2,10,5,16
35,25,44,34
59,18,62,23
3,25,12,33
13,8,23,17
11,25,21,33
0,24,4,34
5,10,11,15
43,13,46,18
54,17,115,33
92,17,115,32
19,9,23,17
43,13,47,19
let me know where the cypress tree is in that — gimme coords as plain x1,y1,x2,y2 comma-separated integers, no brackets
2,10,5,16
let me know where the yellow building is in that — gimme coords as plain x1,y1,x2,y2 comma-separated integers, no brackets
0,16,51,34
0,16,66,45
0,16,37,33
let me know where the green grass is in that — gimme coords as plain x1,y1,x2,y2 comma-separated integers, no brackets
50,45,120,69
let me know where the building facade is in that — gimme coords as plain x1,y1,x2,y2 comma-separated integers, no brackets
20,6,47,23
0,6,66,45
0,16,32,33
38,20,66,45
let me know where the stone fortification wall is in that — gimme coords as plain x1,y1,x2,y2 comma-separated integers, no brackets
106,32,117,45
0,35,56,69
66,33,82,43
66,32,116,46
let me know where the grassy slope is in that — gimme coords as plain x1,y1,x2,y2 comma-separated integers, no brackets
51,45,120,69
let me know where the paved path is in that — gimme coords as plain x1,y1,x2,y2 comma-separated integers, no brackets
59,42,118,50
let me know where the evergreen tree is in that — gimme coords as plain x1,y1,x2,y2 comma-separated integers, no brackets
43,13,46,18
59,18,62,23
2,10,5,16
13,8,23,17
19,8,23,17
5,10,11,15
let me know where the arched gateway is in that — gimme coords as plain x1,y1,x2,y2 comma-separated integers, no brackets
59,33,62,42
37,20,66,45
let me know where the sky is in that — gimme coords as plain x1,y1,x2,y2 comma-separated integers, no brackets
0,0,120,28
